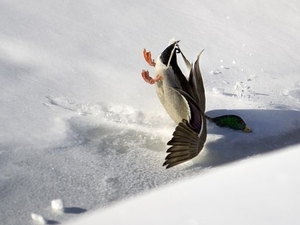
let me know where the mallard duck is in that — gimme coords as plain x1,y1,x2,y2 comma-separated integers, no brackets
141,41,251,168
206,114,251,132
141,41,207,168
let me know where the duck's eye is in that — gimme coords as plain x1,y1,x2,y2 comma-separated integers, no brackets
175,48,181,54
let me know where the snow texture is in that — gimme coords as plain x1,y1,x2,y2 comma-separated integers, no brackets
66,144,300,225
0,0,300,224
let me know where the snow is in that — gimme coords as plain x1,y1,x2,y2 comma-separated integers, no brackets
65,144,300,225
30,213,46,225
0,0,299,225
51,199,64,212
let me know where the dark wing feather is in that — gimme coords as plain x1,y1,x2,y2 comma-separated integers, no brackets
163,116,207,169
177,47,205,112
188,50,206,112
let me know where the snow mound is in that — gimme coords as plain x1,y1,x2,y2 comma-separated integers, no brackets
31,213,46,225
51,199,64,212
66,144,300,225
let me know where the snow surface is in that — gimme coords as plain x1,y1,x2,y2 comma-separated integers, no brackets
66,144,300,225
0,0,299,225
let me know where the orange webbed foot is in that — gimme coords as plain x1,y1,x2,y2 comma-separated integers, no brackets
143,48,156,67
141,70,162,85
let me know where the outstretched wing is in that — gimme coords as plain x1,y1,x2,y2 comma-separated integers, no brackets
188,50,206,112
177,47,205,113
163,111,207,169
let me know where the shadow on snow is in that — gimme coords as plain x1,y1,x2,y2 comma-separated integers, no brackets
189,109,300,169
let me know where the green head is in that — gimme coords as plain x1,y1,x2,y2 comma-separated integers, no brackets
212,115,251,132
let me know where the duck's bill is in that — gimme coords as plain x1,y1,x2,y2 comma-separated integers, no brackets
244,126,252,133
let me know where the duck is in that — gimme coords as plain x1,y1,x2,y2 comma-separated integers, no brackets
141,40,207,169
206,114,251,132
141,41,251,168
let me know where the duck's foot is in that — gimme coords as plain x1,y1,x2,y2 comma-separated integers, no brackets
141,70,162,84
143,48,156,67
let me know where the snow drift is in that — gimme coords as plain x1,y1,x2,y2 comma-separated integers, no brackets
0,0,299,224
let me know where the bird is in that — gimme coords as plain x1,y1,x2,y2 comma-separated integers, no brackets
141,40,207,168
206,114,251,132
141,41,251,168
